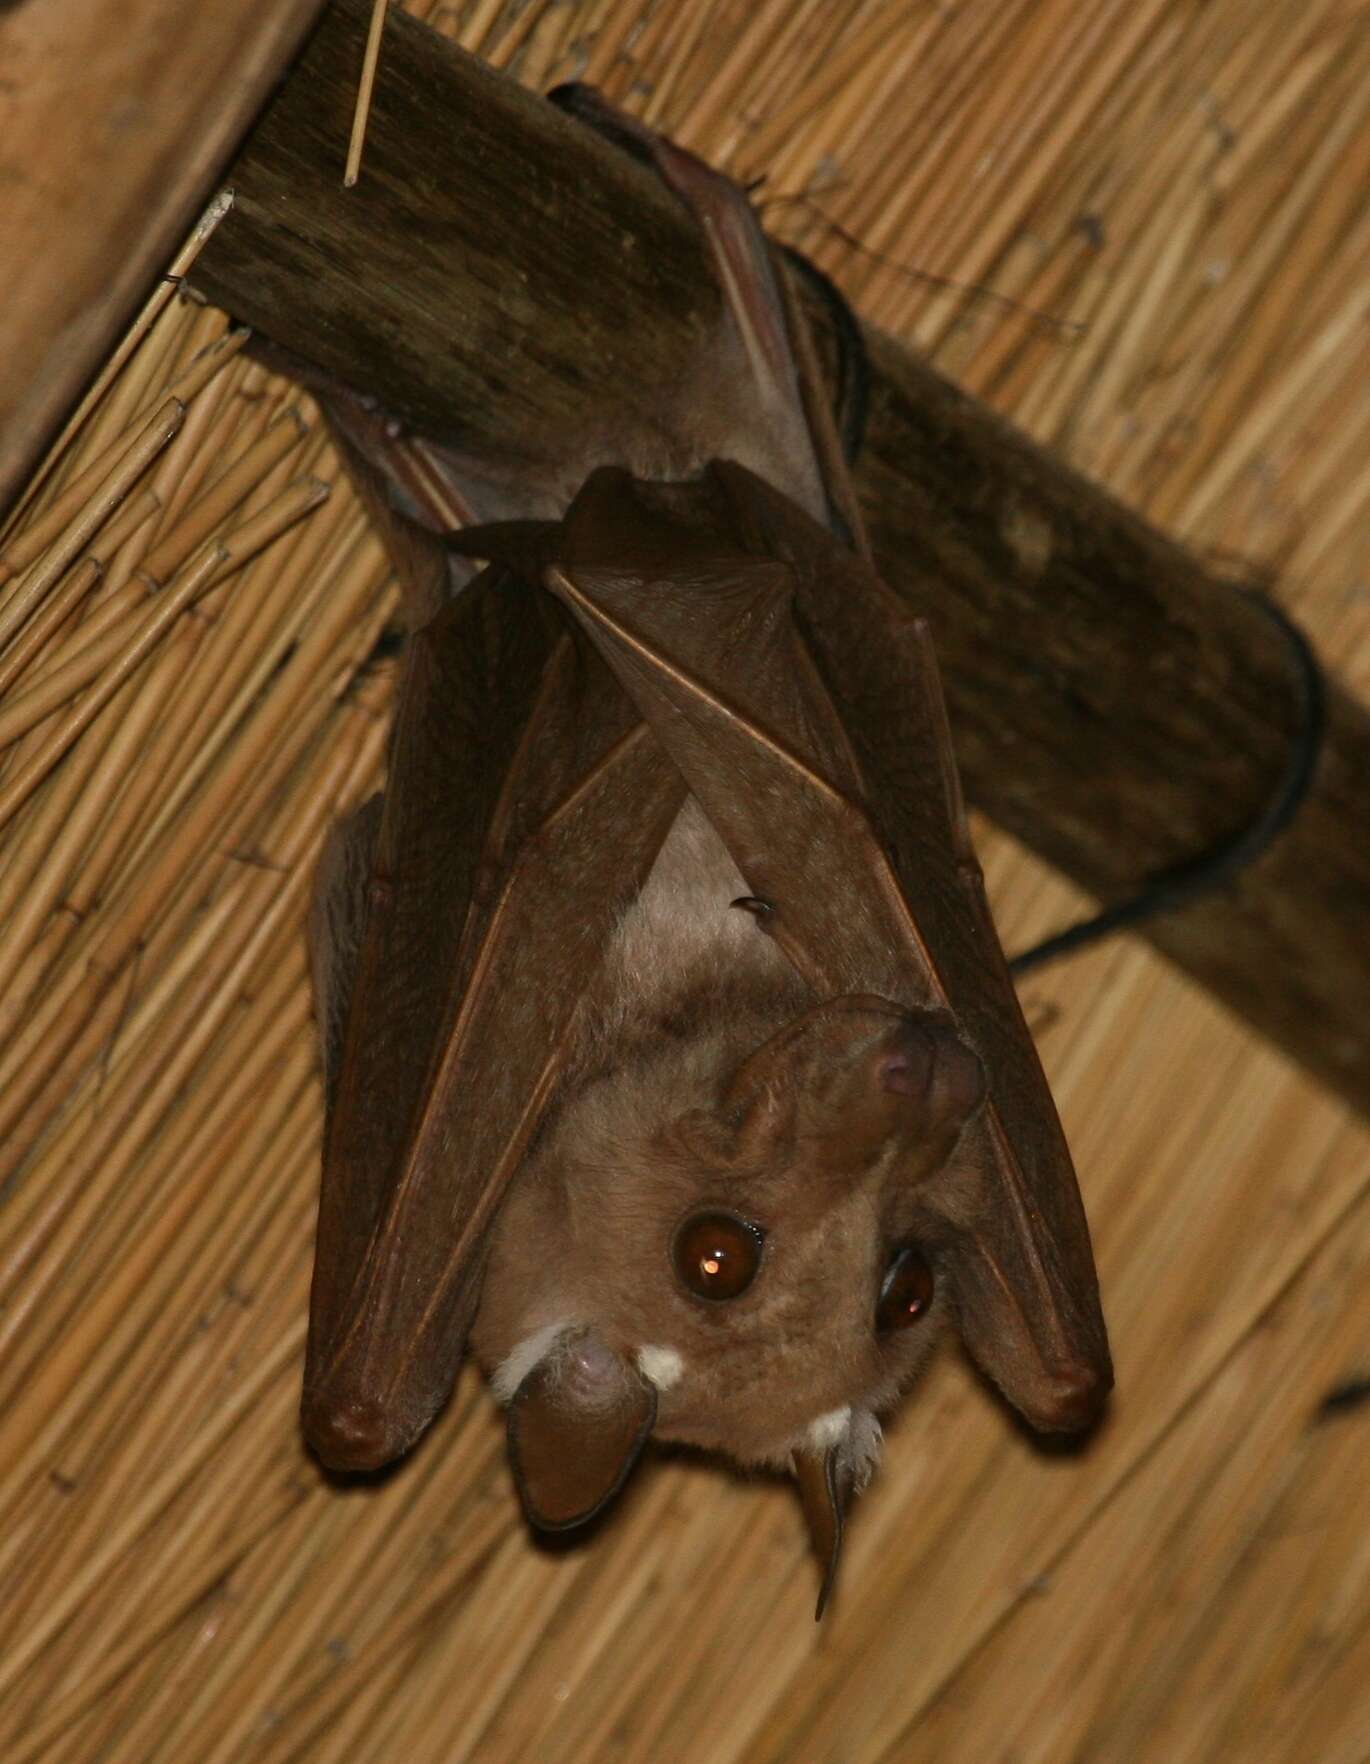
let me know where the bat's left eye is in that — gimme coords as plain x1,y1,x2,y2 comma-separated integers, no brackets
876,1244,934,1333
672,1211,764,1301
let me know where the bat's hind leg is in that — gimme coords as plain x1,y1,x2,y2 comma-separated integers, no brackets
548,84,859,538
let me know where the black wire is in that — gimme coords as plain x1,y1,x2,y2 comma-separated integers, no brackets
779,243,1327,974
779,241,1327,975
1008,587,1326,976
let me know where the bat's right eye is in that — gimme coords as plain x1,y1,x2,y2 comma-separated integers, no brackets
876,1244,934,1333
672,1211,764,1301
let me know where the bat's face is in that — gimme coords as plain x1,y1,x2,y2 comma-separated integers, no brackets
471,996,987,1485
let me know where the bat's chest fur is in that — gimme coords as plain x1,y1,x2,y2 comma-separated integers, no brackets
575,794,806,1076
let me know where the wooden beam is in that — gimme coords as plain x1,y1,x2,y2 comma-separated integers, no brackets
189,0,1370,1115
0,0,328,513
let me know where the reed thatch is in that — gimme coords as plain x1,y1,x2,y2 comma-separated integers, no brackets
2,2,1367,1760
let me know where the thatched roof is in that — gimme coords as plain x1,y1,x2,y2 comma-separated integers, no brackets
1,2,1367,1759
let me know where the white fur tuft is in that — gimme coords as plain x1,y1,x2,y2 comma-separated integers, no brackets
636,1345,685,1391
489,1321,571,1404
805,1406,853,1451
801,1408,884,1488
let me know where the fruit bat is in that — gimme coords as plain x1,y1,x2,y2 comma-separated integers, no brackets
301,87,1111,1617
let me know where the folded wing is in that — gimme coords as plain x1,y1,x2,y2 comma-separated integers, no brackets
546,464,1111,1433
305,560,684,1469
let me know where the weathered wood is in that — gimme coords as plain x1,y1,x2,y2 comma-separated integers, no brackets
190,0,1370,1115
0,0,328,513
191,1,721,474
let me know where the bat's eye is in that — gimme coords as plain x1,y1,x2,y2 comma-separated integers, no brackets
672,1211,764,1301
876,1245,934,1333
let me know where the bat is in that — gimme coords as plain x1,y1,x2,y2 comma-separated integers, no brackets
300,87,1111,1616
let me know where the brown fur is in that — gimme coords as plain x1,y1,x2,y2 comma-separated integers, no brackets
469,799,985,1470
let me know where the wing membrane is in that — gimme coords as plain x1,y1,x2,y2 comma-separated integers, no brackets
305,565,683,1467
548,463,1111,1430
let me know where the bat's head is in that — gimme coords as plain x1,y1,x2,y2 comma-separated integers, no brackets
472,994,1002,1612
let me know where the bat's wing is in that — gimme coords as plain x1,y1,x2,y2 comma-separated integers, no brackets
309,793,383,1104
546,104,1111,1430
545,465,1111,1433
304,557,684,1469
717,460,1112,1425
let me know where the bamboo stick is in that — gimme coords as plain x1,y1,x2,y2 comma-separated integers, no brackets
0,400,184,651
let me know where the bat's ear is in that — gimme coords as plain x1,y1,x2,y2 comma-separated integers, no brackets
507,1333,658,1530
722,997,985,1176
793,1409,879,1620
841,1009,986,1170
